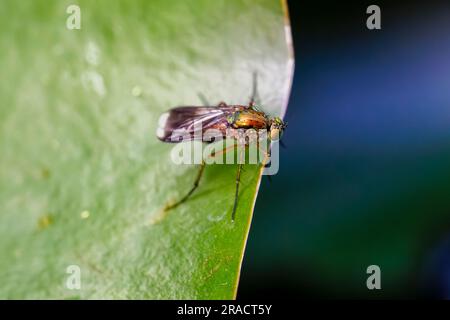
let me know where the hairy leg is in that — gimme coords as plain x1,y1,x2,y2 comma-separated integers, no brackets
163,161,206,212
249,71,260,106
231,147,246,221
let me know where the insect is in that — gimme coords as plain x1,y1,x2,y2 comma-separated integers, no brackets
156,78,287,221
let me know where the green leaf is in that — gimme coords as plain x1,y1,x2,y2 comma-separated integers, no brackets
0,0,293,299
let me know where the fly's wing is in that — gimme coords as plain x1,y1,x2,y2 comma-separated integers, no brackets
156,106,245,143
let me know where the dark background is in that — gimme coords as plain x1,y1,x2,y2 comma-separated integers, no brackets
239,0,450,299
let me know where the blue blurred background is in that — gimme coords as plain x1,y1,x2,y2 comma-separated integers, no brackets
240,0,450,298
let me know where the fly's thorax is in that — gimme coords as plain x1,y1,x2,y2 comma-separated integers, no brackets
229,110,268,129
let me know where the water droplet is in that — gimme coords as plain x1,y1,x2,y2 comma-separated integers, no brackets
80,210,90,219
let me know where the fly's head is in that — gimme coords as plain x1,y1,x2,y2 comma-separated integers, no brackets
269,117,287,141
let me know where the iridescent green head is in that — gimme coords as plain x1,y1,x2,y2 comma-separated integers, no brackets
269,117,287,140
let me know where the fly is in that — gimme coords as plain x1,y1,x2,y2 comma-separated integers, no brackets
156,76,287,221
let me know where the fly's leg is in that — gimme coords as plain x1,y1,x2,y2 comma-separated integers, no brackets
206,142,244,221
197,92,210,106
231,145,246,221
258,140,271,166
197,92,229,108
205,142,242,221
249,71,260,107
207,144,236,161
163,161,206,212
232,163,244,222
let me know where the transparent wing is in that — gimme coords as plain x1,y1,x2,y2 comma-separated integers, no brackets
156,106,245,142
